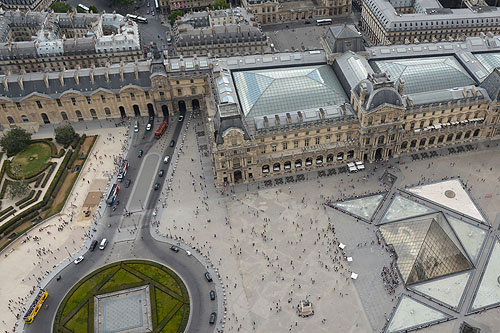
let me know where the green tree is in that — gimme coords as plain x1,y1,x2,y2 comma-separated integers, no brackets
50,1,72,13
55,125,78,146
0,128,31,156
168,10,184,25
89,5,98,13
7,180,30,200
211,0,229,10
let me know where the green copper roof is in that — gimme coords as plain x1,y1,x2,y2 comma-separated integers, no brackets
232,65,347,117
370,56,476,95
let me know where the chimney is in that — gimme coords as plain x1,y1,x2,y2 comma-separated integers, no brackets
59,71,65,86
274,114,280,125
471,86,477,97
319,108,325,119
286,112,292,124
2,76,8,91
359,83,367,106
462,88,468,98
74,70,79,85
297,111,303,122
119,62,124,81
43,73,49,88
397,78,405,95
263,116,269,128
105,70,110,83
17,76,23,90
134,61,139,80
90,70,95,84
406,96,413,107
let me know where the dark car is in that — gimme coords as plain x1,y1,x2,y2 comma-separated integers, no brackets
305,20,311,24
209,312,217,325
90,240,98,251
204,272,212,282
210,290,216,300
138,150,143,158
170,140,175,147
158,169,164,177
125,179,132,188
170,245,179,252
149,115,154,122
154,183,160,190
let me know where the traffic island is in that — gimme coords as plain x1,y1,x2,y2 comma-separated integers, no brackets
53,260,190,333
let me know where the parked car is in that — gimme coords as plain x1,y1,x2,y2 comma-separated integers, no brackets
138,150,143,158
125,179,132,188
154,183,160,190
204,272,212,282
170,245,179,252
158,169,164,177
99,238,108,250
74,256,84,264
178,115,184,122
90,240,98,251
210,290,216,300
170,140,175,147
146,123,152,131
209,312,217,324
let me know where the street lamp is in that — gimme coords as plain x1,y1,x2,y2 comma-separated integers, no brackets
138,199,144,210
65,246,72,260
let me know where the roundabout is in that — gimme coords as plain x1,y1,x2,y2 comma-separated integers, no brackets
53,260,190,333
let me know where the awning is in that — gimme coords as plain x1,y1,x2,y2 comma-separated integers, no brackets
347,257,353,262
339,243,345,249
351,272,358,279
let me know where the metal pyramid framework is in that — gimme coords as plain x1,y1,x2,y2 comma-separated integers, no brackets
380,212,473,285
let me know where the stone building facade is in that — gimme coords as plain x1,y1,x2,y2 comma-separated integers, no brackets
1,0,53,12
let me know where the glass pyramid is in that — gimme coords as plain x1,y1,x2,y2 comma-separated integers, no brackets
386,294,452,333
381,195,435,223
470,238,500,311
380,213,473,285
331,193,385,220
446,215,487,264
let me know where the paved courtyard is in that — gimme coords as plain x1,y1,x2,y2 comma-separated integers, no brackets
155,111,500,332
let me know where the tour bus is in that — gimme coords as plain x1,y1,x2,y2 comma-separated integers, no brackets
117,160,129,182
78,3,89,11
106,184,120,206
126,14,148,24
155,120,168,139
24,289,48,323
155,0,160,11
316,18,332,26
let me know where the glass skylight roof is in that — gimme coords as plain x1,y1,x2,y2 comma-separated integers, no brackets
331,193,385,221
232,65,347,117
475,52,500,74
370,56,476,95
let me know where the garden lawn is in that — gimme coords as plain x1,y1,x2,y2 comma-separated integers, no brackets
160,306,185,333
64,301,89,333
128,264,182,295
11,143,52,178
155,288,180,324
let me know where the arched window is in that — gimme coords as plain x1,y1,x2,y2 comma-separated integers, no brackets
61,112,68,121
455,132,462,140
327,154,334,162
401,142,408,149
419,138,426,146
273,163,281,172
41,113,50,124
438,135,444,143
464,131,471,139
336,152,344,161
21,115,29,122
428,137,435,145
262,165,270,173
473,129,480,137
90,109,97,120
305,157,313,166
316,156,323,165
75,110,83,121
284,161,291,170
295,160,302,168
410,140,417,148
347,150,354,159
7,116,14,124
105,107,111,116
378,136,385,145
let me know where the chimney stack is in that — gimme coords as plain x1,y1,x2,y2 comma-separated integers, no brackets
17,76,23,90
43,73,49,88
2,76,8,91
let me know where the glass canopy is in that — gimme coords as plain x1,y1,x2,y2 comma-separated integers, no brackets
232,65,347,117
370,56,476,95
475,52,500,74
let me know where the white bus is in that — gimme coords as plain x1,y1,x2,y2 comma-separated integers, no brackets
316,18,332,26
154,0,160,11
78,3,89,12
126,14,148,24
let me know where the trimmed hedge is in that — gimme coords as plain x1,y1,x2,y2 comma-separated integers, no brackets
15,190,35,207
6,159,53,181
0,210,15,223
70,134,80,149
30,139,57,157
41,163,56,188
0,205,14,218
0,179,15,200
56,148,65,158
19,190,42,210
33,172,44,188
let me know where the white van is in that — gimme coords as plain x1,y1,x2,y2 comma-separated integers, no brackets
134,121,139,132
99,238,108,250
163,156,170,164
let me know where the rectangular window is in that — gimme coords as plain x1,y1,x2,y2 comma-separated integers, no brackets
36,101,42,109
271,144,277,152
116,94,121,102
191,87,196,95
56,99,62,107
315,137,320,145
304,139,310,147
282,142,288,150
365,138,370,145
294,140,299,148
177,89,182,96
130,93,135,101
336,134,341,142
16,102,21,109
260,146,266,154
145,91,150,98
1,104,6,111
87,96,92,104
71,98,77,106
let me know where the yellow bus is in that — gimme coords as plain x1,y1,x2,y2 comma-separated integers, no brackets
24,289,48,323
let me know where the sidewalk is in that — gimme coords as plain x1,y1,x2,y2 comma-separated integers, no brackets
0,125,128,333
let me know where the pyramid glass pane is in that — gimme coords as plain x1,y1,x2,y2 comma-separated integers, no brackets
475,52,500,73
446,215,487,263
387,295,450,333
232,65,348,117
380,216,472,285
471,238,500,310
381,195,435,223
411,270,471,309
332,194,384,220
408,179,486,222
370,56,476,95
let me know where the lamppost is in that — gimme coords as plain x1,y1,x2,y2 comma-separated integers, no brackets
138,199,144,210
65,246,72,260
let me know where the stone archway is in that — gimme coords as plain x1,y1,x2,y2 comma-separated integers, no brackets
234,170,242,183
133,105,140,117
162,105,169,120
375,148,383,160
147,103,155,119
119,106,126,118
192,99,200,111
178,101,186,113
